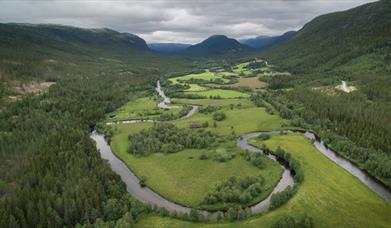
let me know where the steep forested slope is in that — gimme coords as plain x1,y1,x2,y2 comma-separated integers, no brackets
0,23,197,105
0,24,198,227
262,0,391,78
256,0,391,188
0,23,149,58
240,31,296,49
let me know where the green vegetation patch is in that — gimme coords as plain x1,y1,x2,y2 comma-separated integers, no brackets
127,123,217,155
184,89,250,99
112,128,282,208
170,70,229,84
174,107,284,136
209,77,266,90
136,134,391,228
171,98,253,107
184,84,209,92
106,97,186,122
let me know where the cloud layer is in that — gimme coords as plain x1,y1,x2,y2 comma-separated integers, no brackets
0,0,376,43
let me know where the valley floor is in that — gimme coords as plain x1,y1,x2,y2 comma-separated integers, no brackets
101,60,391,227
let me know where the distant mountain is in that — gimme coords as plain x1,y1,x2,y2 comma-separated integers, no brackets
148,43,191,53
0,23,150,60
240,31,296,49
261,0,391,77
184,35,252,55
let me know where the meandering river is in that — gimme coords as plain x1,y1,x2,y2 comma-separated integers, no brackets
106,80,198,125
91,80,391,220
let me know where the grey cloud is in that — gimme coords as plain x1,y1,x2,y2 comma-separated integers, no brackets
0,0,377,43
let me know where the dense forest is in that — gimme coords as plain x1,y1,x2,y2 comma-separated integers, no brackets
1,0,391,226
252,89,391,187
127,123,218,155
253,0,391,188
0,73,150,227
0,24,205,227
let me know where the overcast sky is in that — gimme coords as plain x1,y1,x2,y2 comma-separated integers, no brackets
0,0,377,44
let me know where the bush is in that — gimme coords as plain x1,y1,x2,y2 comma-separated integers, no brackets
199,153,208,160
257,134,271,141
213,112,226,121
213,148,235,162
139,176,147,188
271,214,315,228
271,215,296,228
199,105,219,113
241,150,265,169
273,146,304,183
270,186,296,209
202,176,264,206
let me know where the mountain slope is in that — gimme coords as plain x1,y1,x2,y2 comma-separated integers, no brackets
184,35,252,55
0,23,150,61
261,0,391,77
148,43,191,53
240,31,296,49
0,23,193,102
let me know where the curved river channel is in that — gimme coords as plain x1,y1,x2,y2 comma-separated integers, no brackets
91,81,391,220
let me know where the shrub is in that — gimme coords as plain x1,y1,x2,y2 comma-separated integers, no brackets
199,153,208,160
139,176,147,188
257,134,271,141
213,112,226,121
202,176,264,206
270,186,296,209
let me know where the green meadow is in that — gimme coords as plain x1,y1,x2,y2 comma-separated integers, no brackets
169,70,230,84
184,89,250,99
184,84,209,92
110,128,282,208
104,59,390,228
135,134,391,228
107,97,286,209
106,97,184,121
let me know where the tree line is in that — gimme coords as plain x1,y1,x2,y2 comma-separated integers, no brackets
127,123,218,156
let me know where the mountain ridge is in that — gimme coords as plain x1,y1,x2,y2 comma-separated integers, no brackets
259,0,391,78
240,31,296,49
183,35,252,55
148,43,192,54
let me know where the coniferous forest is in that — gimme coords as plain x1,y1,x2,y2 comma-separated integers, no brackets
1,1,391,228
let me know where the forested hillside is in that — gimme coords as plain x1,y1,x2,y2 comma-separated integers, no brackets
257,0,391,188
0,23,199,106
240,31,296,49
262,0,391,78
0,24,200,227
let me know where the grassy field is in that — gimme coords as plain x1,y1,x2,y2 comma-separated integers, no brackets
107,99,286,208
106,97,183,121
107,98,284,137
170,70,229,84
171,98,254,108
232,62,253,76
135,134,391,228
173,107,284,136
184,89,250,99
110,127,283,208
208,77,266,89
184,84,209,92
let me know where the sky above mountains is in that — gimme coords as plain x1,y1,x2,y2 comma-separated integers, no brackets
0,0,376,43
